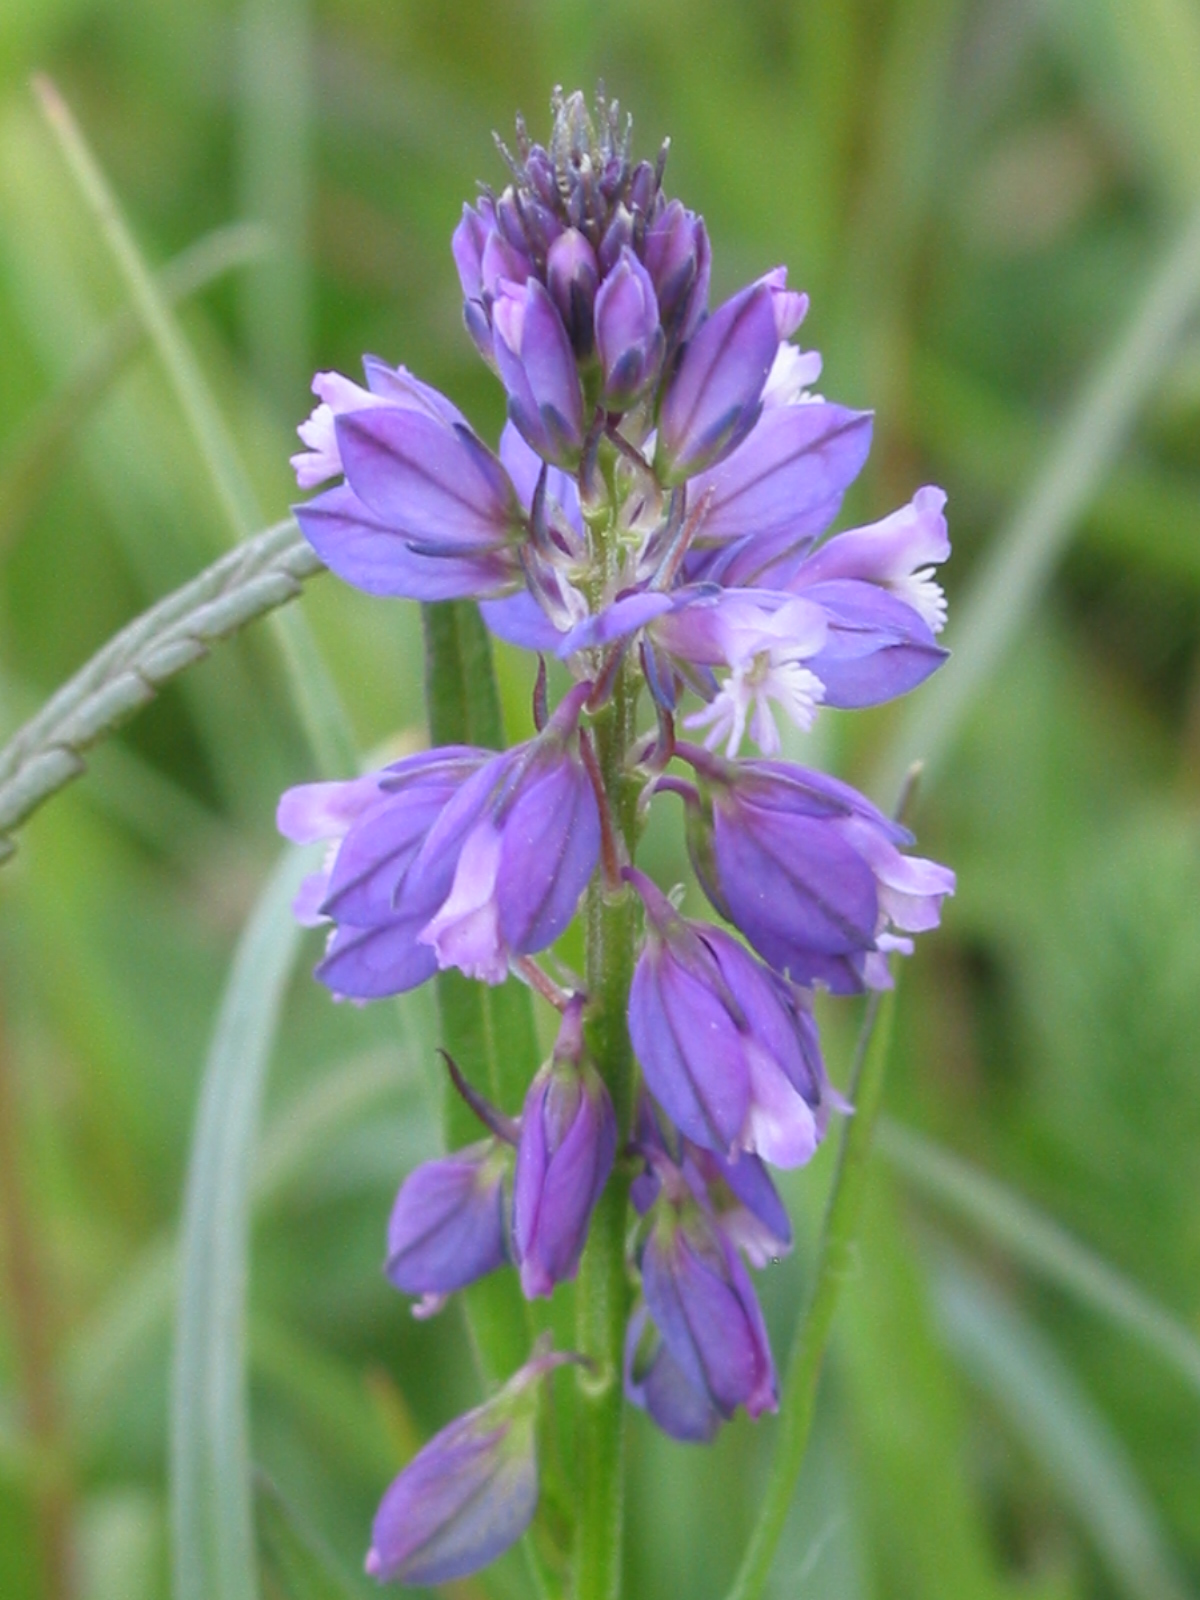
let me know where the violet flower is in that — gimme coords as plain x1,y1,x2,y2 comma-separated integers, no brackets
366,1344,569,1586
624,1302,721,1443
626,868,834,1167
492,277,586,468
512,997,618,1298
385,1140,510,1318
636,1177,778,1425
679,746,955,992
594,247,665,409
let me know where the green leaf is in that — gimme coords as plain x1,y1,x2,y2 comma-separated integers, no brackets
170,845,316,1600
936,1260,1196,1600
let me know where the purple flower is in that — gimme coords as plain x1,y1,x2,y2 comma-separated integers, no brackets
594,247,664,409
683,403,874,584
366,1345,568,1586
624,1302,721,1443
492,278,586,468
655,281,780,484
626,869,833,1167
512,998,617,1298
682,1144,793,1269
678,747,955,992
278,685,601,997
416,686,601,983
385,1140,510,1318
636,1181,778,1424
290,363,527,602
278,747,488,996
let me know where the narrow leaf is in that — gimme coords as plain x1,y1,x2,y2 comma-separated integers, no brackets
170,845,316,1600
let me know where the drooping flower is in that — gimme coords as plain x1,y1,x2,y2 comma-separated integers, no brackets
678,745,955,992
634,1175,778,1426
626,868,834,1167
385,1140,510,1318
512,997,618,1298
366,1344,570,1586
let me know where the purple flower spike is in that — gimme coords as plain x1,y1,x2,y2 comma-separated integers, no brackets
624,1303,721,1443
385,1140,510,1318
492,278,586,468
366,1345,568,1586
680,748,954,993
626,869,833,1167
655,282,779,485
594,247,664,410
638,1187,778,1423
546,228,600,358
512,998,618,1297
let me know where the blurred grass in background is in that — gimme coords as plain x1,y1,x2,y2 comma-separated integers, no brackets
1,1,1199,1597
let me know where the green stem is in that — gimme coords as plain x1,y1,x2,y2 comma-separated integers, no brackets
573,661,640,1600
723,986,897,1600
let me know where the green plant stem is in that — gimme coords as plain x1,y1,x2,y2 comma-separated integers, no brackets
723,987,896,1600
573,661,640,1600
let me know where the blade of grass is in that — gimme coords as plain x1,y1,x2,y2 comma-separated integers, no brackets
0,221,269,550
0,517,322,862
32,75,353,780
254,1469,369,1600
875,194,1200,803
722,988,896,1600
876,1120,1200,1399
936,1260,1196,1600
170,844,316,1600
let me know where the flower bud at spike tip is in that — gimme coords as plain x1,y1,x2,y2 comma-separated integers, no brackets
365,1344,574,1586
512,997,618,1298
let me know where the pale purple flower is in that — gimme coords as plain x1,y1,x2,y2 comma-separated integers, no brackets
594,247,664,409
636,1182,778,1424
512,998,617,1298
679,746,955,992
385,1140,510,1318
624,1303,721,1443
626,869,833,1167
366,1346,568,1586
655,282,780,484
492,278,586,468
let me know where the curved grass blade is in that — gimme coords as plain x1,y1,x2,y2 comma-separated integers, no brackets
254,1470,367,1600
936,1261,1196,1600
0,221,268,551
723,988,896,1600
170,845,316,1600
33,75,353,779
0,518,322,862
877,1120,1200,1399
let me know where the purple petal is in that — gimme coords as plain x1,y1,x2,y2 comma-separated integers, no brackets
558,590,676,655
624,1305,721,1443
496,758,600,953
296,484,518,601
656,283,779,483
480,591,567,652
316,914,439,999
385,1144,508,1297
335,409,520,555
801,580,947,707
688,403,873,550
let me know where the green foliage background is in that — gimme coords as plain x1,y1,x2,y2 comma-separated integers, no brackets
0,2,1199,1597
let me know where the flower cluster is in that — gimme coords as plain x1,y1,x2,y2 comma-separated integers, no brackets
280,89,953,1586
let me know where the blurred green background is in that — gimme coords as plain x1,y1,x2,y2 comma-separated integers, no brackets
1,1,1200,1598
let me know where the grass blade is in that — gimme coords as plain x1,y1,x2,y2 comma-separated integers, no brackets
723,988,896,1600
0,518,322,861
32,74,354,779
936,1261,1196,1600
878,1120,1200,1399
875,194,1200,803
170,845,316,1600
